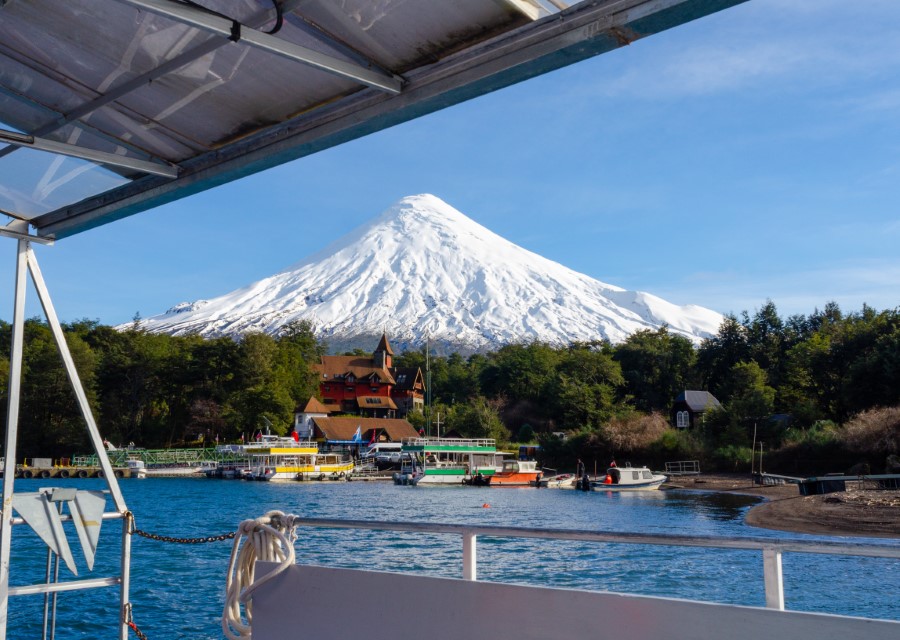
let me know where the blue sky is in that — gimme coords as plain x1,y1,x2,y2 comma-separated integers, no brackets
4,0,899,327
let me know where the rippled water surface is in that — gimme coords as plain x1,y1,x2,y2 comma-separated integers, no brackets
7,478,899,638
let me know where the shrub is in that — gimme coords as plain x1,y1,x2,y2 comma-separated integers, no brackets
603,412,669,453
782,420,841,448
711,445,753,472
840,406,900,456
516,423,535,443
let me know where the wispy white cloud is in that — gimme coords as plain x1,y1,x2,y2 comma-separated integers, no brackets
656,260,900,317
604,41,811,98
573,0,900,102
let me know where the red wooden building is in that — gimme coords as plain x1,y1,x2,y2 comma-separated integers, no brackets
312,333,425,418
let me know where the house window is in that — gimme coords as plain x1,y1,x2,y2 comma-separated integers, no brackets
371,387,379,392
676,411,690,428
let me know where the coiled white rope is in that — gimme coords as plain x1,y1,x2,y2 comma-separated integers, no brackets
222,510,298,640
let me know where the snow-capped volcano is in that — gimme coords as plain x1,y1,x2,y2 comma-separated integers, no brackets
135,194,723,352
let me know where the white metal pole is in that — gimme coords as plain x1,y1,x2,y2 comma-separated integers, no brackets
762,548,784,610
462,532,477,581
25,246,127,512
119,519,132,640
0,239,29,636
26,246,131,638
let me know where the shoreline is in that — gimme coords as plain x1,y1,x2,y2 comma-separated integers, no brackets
665,473,900,539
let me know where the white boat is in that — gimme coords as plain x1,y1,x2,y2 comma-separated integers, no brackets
126,457,146,479
142,461,218,477
393,438,503,485
590,463,667,491
544,473,577,489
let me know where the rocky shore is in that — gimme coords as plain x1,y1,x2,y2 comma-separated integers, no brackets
665,473,900,539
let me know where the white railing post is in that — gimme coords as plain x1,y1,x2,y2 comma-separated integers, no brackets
763,548,784,610
0,239,29,638
463,532,477,581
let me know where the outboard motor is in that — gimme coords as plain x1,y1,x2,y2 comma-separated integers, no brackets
580,473,591,491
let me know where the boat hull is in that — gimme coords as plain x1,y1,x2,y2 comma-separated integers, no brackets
255,462,354,481
485,472,542,487
590,477,666,491
395,470,496,485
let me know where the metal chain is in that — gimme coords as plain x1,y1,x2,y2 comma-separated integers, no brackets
125,603,149,640
128,620,149,640
131,527,236,544
125,511,236,544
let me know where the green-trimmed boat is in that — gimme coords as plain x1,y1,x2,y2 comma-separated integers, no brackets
393,438,502,485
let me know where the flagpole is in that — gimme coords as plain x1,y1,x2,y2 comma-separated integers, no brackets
425,336,432,438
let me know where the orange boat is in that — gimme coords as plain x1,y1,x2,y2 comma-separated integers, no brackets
484,459,544,487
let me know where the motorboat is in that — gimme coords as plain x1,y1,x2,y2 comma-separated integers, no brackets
126,457,146,479
466,459,544,487
590,463,667,491
544,473,577,489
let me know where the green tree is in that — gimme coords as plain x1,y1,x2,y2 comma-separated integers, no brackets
697,314,749,397
18,321,98,458
479,342,561,403
447,396,509,442
614,327,697,412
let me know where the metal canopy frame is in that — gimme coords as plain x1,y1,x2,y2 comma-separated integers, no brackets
0,0,748,239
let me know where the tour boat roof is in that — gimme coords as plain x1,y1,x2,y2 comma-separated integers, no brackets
402,437,496,452
0,0,747,242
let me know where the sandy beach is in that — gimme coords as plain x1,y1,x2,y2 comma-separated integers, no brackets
665,473,900,539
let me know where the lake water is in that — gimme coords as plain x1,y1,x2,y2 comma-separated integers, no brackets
6,477,900,639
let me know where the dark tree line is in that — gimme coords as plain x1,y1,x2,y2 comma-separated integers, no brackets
0,319,324,458
2,301,898,469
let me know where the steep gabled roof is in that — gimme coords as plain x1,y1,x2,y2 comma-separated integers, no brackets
391,367,424,391
375,333,394,356
301,397,329,414
675,390,721,412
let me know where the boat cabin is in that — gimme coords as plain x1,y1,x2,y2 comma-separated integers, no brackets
501,460,538,473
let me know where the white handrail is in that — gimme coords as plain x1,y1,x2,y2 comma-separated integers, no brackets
285,517,900,611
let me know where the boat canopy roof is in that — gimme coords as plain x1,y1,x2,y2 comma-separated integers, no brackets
402,437,496,452
0,0,746,242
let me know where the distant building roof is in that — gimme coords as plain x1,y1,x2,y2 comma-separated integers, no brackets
357,396,398,410
392,367,422,391
314,355,396,384
312,417,417,442
675,390,721,412
301,397,329,414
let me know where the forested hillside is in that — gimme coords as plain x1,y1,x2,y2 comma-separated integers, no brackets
2,302,898,474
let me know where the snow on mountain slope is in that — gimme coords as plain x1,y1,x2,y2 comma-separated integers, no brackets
134,194,724,352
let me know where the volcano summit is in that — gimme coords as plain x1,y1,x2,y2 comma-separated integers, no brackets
136,194,723,353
